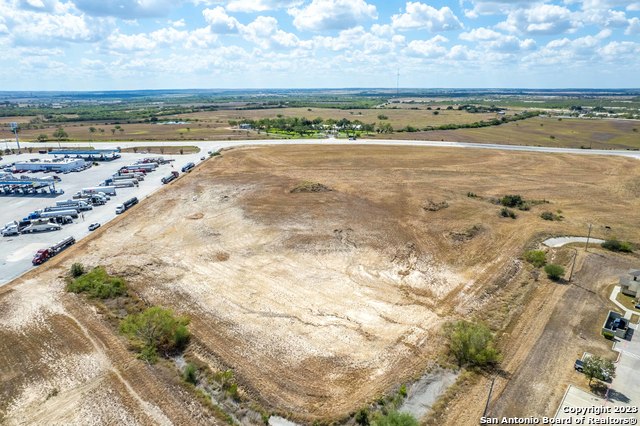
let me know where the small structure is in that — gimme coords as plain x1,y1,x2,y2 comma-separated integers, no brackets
620,269,640,298
602,310,628,339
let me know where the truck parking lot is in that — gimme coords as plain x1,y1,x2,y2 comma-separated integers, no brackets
0,150,205,285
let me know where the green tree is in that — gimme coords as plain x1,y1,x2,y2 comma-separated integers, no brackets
36,133,48,142
120,306,190,363
372,410,418,426
67,266,126,299
544,264,565,280
601,239,633,253
524,250,546,268
583,355,616,386
89,126,97,133
444,320,501,368
53,126,68,141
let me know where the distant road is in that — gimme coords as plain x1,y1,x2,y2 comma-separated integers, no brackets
16,138,640,160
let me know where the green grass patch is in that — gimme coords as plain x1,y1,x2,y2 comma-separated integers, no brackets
66,266,127,299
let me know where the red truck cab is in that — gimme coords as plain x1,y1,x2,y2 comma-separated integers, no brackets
32,249,50,265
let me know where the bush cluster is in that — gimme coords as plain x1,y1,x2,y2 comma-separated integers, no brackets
524,250,547,268
444,320,501,368
120,306,190,363
601,239,633,253
67,266,127,299
544,264,565,280
500,207,517,219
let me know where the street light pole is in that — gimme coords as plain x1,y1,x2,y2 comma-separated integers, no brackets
585,223,592,252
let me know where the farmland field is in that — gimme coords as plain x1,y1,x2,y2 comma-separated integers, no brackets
1,145,639,424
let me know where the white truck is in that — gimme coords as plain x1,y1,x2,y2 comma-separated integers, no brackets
81,186,117,196
22,219,61,233
1,221,19,237
55,200,93,211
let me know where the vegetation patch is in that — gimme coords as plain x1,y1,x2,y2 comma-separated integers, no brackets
290,181,332,193
499,207,517,219
540,211,563,221
66,266,127,299
443,320,501,368
524,250,547,268
120,306,190,363
601,239,634,253
544,264,565,280
449,225,483,242
422,199,449,212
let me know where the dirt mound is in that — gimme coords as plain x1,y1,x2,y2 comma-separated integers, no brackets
290,181,332,193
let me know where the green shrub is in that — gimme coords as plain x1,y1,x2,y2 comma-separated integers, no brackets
540,211,562,221
500,194,524,208
372,410,418,426
66,266,126,299
500,207,517,219
524,250,546,268
444,320,501,368
184,363,198,385
120,306,190,362
355,408,370,426
601,239,633,253
70,262,86,278
544,264,565,280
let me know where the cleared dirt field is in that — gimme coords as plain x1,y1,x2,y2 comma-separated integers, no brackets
379,116,640,150
1,145,640,424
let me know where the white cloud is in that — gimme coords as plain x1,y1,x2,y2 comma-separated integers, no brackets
203,6,240,33
312,25,403,54
405,35,449,57
226,0,301,13
289,0,377,31
392,2,462,32
459,27,501,41
497,4,578,35
170,18,186,28
240,15,304,49
626,17,640,34
598,40,640,58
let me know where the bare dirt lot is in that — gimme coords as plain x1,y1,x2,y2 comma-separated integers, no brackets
1,145,640,424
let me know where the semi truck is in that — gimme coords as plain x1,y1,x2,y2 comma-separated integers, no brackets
181,162,195,173
116,197,138,214
55,200,93,210
125,163,156,171
1,221,19,236
31,209,79,219
111,174,143,182
78,186,117,196
22,219,62,233
103,178,138,187
32,236,76,265
161,171,179,184
116,170,145,180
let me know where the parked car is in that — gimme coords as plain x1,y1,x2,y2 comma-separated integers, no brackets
574,359,584,372
88,223,100,231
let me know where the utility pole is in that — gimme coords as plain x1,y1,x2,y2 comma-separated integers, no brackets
568,248,578,283
585,223,592,252
10,122,20,151
396,68,400,97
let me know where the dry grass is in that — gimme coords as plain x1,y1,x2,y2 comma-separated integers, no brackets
2,145,640,423
377,116,640,150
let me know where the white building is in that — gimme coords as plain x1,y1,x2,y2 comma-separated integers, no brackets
14,158,85,172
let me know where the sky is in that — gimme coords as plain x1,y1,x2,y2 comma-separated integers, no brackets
0,0,639,90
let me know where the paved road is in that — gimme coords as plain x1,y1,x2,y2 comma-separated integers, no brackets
543,236,606,247
13,138,640,160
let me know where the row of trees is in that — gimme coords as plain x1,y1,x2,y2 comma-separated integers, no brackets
230,117,380,136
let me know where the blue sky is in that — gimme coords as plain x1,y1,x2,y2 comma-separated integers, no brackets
0,0,639,90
